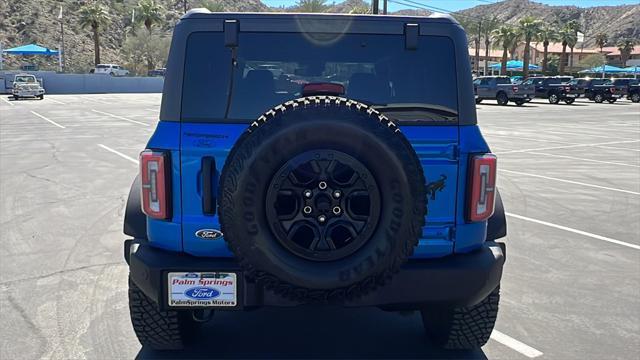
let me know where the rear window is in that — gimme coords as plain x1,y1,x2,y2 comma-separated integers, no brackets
181,32,458,123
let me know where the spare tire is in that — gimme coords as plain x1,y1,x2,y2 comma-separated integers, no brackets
219,96,426,302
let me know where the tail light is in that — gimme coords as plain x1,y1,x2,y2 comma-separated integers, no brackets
512,85,519,93
467,154,497,222
565,86,571,91
610,87,616,93
140,150,171,219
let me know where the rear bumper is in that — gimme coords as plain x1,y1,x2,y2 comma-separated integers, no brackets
509,93,533,100
126,239,505,310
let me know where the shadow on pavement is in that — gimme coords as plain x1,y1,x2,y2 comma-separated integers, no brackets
477,103,539,108
136,306,487,359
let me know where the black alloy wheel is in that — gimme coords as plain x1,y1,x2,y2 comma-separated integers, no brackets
266,150,381,262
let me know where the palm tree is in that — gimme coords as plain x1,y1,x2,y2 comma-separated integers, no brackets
595,33,608,53
79,2,111,67
518,16,542,78
491,25,518,75
558,26,577,75
468,21,482,73
617,39,635,67
482,17,501,75
135,0,166,71
509,31,522,60
136,0,165,34
537,24,557,74
565,20,581,70
296,0,328,13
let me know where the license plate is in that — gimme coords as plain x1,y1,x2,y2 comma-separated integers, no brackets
565,94,576,97
168,272,237,307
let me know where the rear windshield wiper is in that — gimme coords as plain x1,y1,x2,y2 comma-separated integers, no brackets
372,103,458,123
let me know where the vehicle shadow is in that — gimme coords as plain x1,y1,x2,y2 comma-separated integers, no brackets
136,306,487,359
477,103,539,108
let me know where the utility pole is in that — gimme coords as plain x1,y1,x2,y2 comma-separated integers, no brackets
372,0,379,14
58,6,64,72
183,0,188,14
383,0,387,15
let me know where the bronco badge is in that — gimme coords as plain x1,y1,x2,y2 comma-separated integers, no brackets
195,229,223,239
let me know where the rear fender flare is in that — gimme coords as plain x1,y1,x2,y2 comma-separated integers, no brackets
487,189,506,241
124,175,147,239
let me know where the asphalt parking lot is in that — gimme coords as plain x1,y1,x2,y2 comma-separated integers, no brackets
1,94,638,359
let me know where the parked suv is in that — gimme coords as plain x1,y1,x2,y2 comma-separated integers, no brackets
473,75,535,105
93,63,129,76
123,11,506,351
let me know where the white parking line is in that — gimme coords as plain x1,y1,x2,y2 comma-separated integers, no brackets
97,144,139,164
91,109,149,126
498,140,640,154
30,111,65,129
525,151,640,168
46,98,66,105
1,97,15,106
145,108,159,112
491,330,544,358
596,145,640,153
499,169,640,195
483,132,579,145
488,125,638,141
506,212,640,250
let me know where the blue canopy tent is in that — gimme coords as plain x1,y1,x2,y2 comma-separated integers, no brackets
578,65,626,78
1,44,60,71
3,44,59,56
489,60,540,74
622,66,639,78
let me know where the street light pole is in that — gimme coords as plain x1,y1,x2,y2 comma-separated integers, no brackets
58,6,64,72
383,0,387,15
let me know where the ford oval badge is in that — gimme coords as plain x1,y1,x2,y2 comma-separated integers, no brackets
195,229,223,240
184,287,220,300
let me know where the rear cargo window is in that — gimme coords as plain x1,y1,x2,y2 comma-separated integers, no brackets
181,32,458,123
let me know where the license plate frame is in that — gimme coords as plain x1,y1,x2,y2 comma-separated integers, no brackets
168,272,238,308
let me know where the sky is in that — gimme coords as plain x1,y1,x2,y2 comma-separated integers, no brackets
263,0,640,12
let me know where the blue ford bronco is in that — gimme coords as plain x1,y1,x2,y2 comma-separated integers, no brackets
124,10,506,351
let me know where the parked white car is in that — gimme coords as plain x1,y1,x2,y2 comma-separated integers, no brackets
93,64,130,76
12,73,45,100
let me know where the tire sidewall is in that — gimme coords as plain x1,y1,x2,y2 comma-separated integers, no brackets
220,104,425,291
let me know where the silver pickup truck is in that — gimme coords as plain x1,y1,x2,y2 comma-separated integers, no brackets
12,73,45,100
474,76,534,106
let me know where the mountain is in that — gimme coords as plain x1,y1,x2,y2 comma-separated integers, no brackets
455,0,639,47
0,0,637,74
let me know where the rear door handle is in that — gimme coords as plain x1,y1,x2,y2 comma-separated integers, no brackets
202,157,216,215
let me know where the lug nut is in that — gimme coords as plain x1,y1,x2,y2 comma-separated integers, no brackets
332,206,342,215
318,181,328,190
303,189,313,198
318,215,327,223
303,206,312,214
333,190,341,199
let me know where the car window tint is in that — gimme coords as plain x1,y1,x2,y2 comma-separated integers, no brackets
181,32,232,122
182,32,458,122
